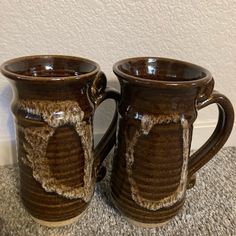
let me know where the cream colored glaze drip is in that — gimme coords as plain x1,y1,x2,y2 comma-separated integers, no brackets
17,100,94,202
125,114,189,211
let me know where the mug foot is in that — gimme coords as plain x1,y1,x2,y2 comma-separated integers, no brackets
31,209,87,227
125,216,170,228
111,196,171,228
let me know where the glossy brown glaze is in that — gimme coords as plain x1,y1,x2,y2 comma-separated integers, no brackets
111,57,234,226
1,55,120,226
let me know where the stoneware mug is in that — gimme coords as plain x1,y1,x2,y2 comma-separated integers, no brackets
111,57,234,227
1,55,120,227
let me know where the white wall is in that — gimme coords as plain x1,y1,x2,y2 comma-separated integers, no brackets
0,0,235,165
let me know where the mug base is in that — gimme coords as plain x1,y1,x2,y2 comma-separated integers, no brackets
125,216,170,228
111,196,171,228
31,210,87,227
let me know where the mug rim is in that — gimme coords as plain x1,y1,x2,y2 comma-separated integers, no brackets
113,57,212,88
1,55,100,81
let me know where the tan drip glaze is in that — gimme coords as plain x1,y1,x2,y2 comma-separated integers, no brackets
125,114,190,211
17,99,94,202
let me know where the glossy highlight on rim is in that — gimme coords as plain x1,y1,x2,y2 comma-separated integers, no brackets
0,55,100,81
113,57,212,88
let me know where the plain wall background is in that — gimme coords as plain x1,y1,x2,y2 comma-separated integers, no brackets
0,0,235,165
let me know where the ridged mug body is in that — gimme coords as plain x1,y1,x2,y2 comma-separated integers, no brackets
110,57,221,226
12,79,95,223
111,83,198,225
1,55,120,227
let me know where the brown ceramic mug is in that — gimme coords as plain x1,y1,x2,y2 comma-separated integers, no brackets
1,55,120,227
111,57,234,227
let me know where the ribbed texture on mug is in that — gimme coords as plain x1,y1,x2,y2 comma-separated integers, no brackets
111,123,185,224
18,125,88,222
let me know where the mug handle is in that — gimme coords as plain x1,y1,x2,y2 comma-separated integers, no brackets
188,91,234,179
92,71,120,181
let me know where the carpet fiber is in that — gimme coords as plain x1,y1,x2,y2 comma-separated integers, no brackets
0,147,235,236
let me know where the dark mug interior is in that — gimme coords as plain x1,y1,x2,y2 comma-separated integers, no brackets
116,57,209,82
1,55,99,79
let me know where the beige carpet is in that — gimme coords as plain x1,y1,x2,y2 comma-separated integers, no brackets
0,147,235,236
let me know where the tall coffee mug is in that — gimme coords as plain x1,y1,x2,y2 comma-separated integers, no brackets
1,55,120,227
111,57,234,227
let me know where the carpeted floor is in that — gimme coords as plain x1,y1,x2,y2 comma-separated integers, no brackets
0,147,235,236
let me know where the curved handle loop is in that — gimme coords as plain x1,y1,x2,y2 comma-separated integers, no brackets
188,91,234,178
92,72,120,179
